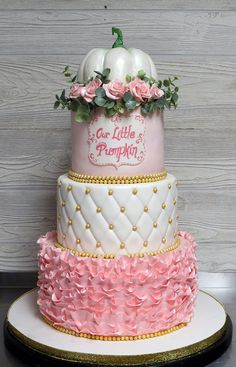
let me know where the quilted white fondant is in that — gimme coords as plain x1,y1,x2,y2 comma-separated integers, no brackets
57,174,178,256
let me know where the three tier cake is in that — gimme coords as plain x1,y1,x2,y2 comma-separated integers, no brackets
37,28,198,340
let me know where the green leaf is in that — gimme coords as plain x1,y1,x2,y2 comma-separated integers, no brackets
106,108,117,117
174,86,179,92
105,101,115,109
141,106,148,115
75,105,90,123
126,74,132,83
94,97,106,106
172,93,178,103
149,77,156,86
70,99,80,112
54,101,60,109
163,79,170,87
165,91,171,99
137,70,146,79
125,100,137,110
123,92,133,102
114,102,125,114
148,101,155,113
95,87,106,97
70,75,77,83
102,68,111,77
60,89,66,102
155,97,166,108
55,94,60,101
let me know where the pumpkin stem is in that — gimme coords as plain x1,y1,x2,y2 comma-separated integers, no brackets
112,27,124,48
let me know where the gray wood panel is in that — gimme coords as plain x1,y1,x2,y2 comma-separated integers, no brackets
1,10,236,56
1,0,236,10
0,0,235,272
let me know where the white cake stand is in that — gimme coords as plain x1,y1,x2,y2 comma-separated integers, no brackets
4,289,232,367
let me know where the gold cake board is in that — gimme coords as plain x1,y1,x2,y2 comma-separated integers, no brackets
4,289,232,367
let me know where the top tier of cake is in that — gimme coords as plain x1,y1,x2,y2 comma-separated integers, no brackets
72,45,165,176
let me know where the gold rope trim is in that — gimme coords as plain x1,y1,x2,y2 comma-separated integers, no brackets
55,238,180,259
43,315,186,341
68,170,167,184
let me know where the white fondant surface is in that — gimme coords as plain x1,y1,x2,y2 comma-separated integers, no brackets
7,290,226,356
57,174,178,255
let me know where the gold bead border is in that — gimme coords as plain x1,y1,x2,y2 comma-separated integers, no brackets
43,315,186,341
54,238,180,259
68,170,167,184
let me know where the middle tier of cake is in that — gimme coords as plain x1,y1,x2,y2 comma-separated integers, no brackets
57,173,178,257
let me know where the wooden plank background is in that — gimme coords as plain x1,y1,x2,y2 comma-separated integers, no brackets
0,0,236,272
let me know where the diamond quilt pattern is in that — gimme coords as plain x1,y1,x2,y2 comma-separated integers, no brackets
57,174,178,256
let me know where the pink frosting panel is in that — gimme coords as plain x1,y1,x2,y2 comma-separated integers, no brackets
71,108,164,176
37,231,198,337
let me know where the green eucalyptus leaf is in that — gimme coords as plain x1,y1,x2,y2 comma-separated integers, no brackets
172,93,178,103
141,106,148,115
75,106,90,123
95,88,106,97
126,74,132,83
60,89,66,102
155,97,165,108
70,75,77,83
163,79,170,87
165,91,171,99
70,99,80,112
54,101,60,109
114,102,125,113
106,108,117,117
103,68,111,77
94,97,106,106
105,101,115,109
123,92,133,102
137,70,146,79
149,77,156,86
125,100,137,110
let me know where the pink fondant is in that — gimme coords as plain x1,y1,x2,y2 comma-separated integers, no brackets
71,108,164,176
37,231,198,337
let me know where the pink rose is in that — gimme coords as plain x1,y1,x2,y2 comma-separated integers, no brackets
128,78,151,102
81,78,102,103
150,86,164,99
70,83,85,99
103,80,126,100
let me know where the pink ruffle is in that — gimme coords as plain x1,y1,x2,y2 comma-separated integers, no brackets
37,231,198,337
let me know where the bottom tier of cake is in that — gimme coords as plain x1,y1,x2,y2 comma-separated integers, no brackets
37,231,198,339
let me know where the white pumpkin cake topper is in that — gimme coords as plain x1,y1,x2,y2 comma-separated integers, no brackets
77,27,158,83
54,27,179,123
